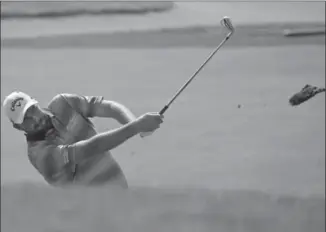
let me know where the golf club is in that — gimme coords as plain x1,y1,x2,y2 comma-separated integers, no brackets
140,16,234,138
159,16,235,115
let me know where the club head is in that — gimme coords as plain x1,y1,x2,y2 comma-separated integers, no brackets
221,16,234,33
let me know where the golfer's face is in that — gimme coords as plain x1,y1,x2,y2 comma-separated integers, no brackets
21,105,49,133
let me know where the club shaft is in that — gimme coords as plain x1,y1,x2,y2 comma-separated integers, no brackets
159,32,233,115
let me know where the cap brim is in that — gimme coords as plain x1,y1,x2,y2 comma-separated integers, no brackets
15,99,38,124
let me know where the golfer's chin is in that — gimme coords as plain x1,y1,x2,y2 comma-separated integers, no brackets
28,127,46,136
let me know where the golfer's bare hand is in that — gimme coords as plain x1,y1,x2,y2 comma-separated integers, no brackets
135,112,163,133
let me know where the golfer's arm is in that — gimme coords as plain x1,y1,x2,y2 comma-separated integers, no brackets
69,120,139,164
59,94,136,124
92,100,137,124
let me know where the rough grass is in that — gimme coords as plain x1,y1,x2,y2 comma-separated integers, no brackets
0,2,174,19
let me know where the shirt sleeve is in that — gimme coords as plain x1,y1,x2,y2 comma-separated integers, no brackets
53,93,104,118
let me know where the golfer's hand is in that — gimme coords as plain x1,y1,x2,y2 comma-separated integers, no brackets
135,112,163,134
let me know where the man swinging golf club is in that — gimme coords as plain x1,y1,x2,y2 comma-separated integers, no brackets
3,91,163,188
3,16,234,188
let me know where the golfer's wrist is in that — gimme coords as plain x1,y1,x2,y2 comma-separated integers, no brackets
128,119,141,134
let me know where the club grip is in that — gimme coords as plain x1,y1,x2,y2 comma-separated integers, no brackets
159,105,169,115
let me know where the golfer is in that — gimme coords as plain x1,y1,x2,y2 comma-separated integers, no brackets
3,91,163,188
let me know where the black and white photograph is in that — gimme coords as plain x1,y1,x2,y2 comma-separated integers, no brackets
1,1,325,232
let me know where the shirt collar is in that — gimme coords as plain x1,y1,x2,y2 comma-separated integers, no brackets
42,108,55,118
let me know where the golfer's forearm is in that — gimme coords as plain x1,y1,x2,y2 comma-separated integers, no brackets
93,100,136,124
111,102,137,124
72,121,139,163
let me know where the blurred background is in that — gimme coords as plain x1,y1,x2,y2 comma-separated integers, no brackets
1,1,325,232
